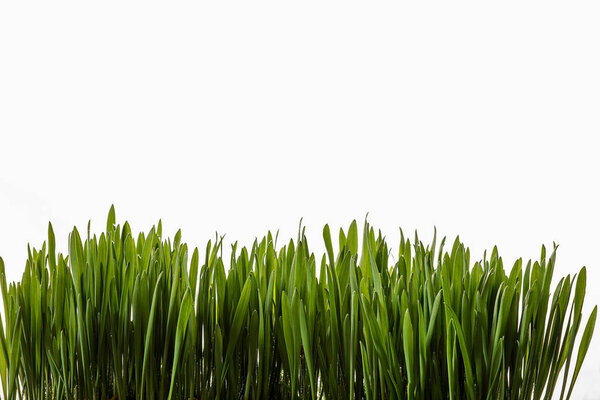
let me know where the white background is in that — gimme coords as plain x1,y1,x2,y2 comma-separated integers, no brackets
1,1,599,398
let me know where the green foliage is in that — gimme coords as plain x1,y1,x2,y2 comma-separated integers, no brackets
0,207,596,399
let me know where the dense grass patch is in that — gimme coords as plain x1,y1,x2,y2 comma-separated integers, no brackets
0,207,596,399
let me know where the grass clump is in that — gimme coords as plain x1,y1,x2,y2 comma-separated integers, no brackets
0,206,596,399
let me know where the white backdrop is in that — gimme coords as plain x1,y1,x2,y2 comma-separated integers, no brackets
1,1,599,398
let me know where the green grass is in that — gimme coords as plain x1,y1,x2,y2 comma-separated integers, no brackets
0,206,596,399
